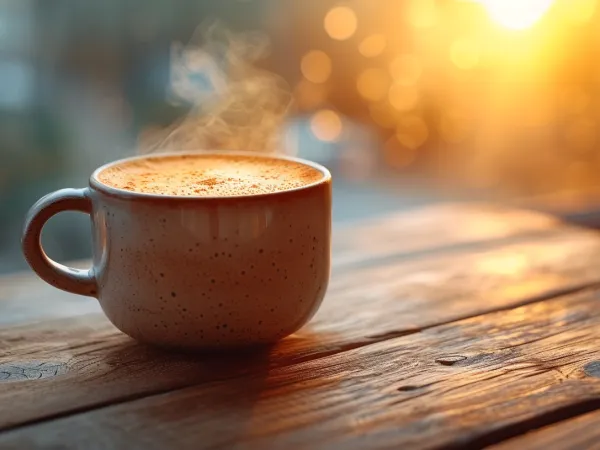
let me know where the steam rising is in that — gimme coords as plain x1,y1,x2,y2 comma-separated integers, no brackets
141,21,293,154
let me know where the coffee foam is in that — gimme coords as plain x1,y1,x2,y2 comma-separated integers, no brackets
97,154,324,197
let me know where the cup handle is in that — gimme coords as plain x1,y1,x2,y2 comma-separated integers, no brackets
21,188,98,297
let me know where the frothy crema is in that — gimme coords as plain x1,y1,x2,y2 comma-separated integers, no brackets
97,154,324,197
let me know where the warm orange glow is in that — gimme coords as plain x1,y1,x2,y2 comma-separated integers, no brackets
560,87,590,115
300,50,332,84
389,54,422,86
294,80,328,109
440,109,470,144
357,68,391,102
359,34,387,58
478,0,554,30
450,39,480,70
311,109,343,142
407,0,438,28
383,136,417,169
388,84,419,111
477,254,528,276
369,102,396,129
564,117,597,150
324,6,358,41
396,116,429,149
566,161,593,188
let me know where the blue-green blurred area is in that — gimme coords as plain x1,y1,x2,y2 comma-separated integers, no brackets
2,0,600,273
0,0,250,272
0,0,436,273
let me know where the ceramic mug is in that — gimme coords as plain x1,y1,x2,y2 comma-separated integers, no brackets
22,152,332,349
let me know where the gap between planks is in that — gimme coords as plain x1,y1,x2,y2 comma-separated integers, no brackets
1,288,599,449
2,227,600,433
0,205,597,443
486,408,600,450
0,280,599,440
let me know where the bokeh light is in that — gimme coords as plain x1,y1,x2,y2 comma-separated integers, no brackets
6,0,600,277
311,109,343,142
396,115,429,149
301,50,332,84
388,84,419,111
369,102,396,129
357,68,391,102
359,34,387,58
407,0,438,28
324,6,358,41
383,136,418,169
478,0,554,30
450,39,480,70
440,109,470,144
294,80,328,110
389,54,422,86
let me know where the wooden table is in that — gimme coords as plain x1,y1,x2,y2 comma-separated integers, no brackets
0,203,599,449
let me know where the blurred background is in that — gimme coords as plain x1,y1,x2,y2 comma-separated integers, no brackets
1,0,599,274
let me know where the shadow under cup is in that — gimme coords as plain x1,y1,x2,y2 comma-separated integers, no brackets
21,152,332,350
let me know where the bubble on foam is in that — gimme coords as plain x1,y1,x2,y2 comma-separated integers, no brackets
98,154,323,197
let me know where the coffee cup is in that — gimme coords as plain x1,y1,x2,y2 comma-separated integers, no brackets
22,152,331,349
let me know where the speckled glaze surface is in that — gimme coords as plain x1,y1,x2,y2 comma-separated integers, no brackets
22,152,332,350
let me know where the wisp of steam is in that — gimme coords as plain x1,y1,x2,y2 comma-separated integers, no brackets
140,21,293,154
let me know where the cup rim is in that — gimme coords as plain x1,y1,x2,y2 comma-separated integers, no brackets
89,150,332,201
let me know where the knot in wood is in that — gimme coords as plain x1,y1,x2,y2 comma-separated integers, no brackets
435,355,467,366
396,385,422,392
583,361,600,378
0,361,68,382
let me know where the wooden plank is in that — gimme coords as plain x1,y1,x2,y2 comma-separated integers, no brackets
487,409,600,450
0,264,99,326
2,289,599,449
1,228,600,431
0,204,560,327
332,203,560,267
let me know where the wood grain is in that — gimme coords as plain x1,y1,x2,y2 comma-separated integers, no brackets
488,410,600,450
1,227,600,431
2,290,599,449
332,203,559,267
0,262,100,326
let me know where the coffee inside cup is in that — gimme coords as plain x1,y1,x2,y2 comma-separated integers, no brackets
97,153,324,197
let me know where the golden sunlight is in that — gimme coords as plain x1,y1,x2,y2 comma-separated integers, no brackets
311,109,343,142
440,108,470,144
564,0,597,25
388,84,419,112
407,0,438,28
396,115,429,149
324,6,358,41
389,54,422,86
357,68,391,102
301,50,332,84
450,39,480,70
477,254,528,276
359,34,387,58
478,0,554,30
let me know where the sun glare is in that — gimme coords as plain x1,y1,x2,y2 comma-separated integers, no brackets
324,6,358,41
478,0,554,30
